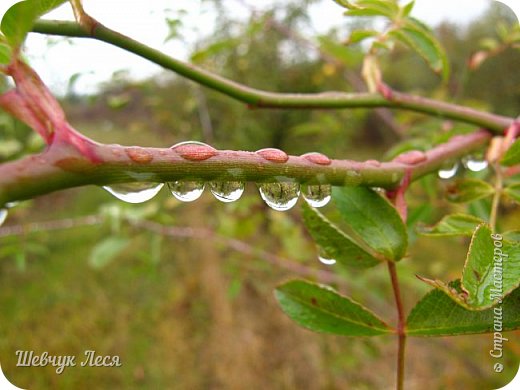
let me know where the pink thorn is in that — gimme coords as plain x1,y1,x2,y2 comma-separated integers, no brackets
377,82,394,100
302,152,331,165
393,150,427,165
256,148,289,163
126,147,153,164
172,143,217,161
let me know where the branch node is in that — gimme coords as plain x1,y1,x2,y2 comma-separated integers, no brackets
386,169,411,222
377,82,394,101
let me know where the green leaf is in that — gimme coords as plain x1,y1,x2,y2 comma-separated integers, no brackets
190,38,239,63
338,0,399,18
462,225,520,308
274,280,393,336
164,18,182,43
417,213,484,237
344,8,388,17
332,0,355,8
1,1,36,47
401,1,415,17
497,22,509,41
347,30,379,44
1,0,68,47
480,37,499,51
419,224,520,310
389,19,449,80
88,236,130,269
445,178,494,203
0,42,12,64
355,0,399,18
503,230,520,242
504,183,520,203
371,40,394,51
407,280,520,336
301,203,380,268
501,139,520,166
332,186,408,261
317,36,363,67
406,203,432,242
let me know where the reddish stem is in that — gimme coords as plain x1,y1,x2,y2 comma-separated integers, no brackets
386,173,409,390
388,262,407,390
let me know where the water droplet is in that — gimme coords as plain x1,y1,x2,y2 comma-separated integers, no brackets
318,255,336,265
318,248,336,265
302,184,331,208
438,162,459,179
463,156,488,172
103,182,164,203
258,182,300,211
171,141,217,161
168,181,205,202
302,152,331,165
256,148,289,163
0,208,7,226
210,181,245,203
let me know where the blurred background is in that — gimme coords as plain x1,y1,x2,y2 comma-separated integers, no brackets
0,0,519,388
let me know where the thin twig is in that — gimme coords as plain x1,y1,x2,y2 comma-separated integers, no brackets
239,0,403,136
0,216,344,286
31,20,514,132
0,215,102,237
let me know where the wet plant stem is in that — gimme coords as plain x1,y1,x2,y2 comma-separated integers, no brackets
388,262,406,390
0,129,491,206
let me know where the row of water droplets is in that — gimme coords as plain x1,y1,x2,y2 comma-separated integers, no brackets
103,142,332,211
437,154,488,179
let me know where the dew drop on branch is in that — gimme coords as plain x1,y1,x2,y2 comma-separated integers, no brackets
168,181,205,202
318,248,336,265
0,208,7,227
438,162,459,179
257,182,300,211
302,184,331,208
463,156,488,172
209,181,245,203
103,182,164,203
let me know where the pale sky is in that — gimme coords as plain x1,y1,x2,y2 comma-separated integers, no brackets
0,0,518,94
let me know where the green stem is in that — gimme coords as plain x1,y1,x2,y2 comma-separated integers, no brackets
31,20,514,132
69,0,97,34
